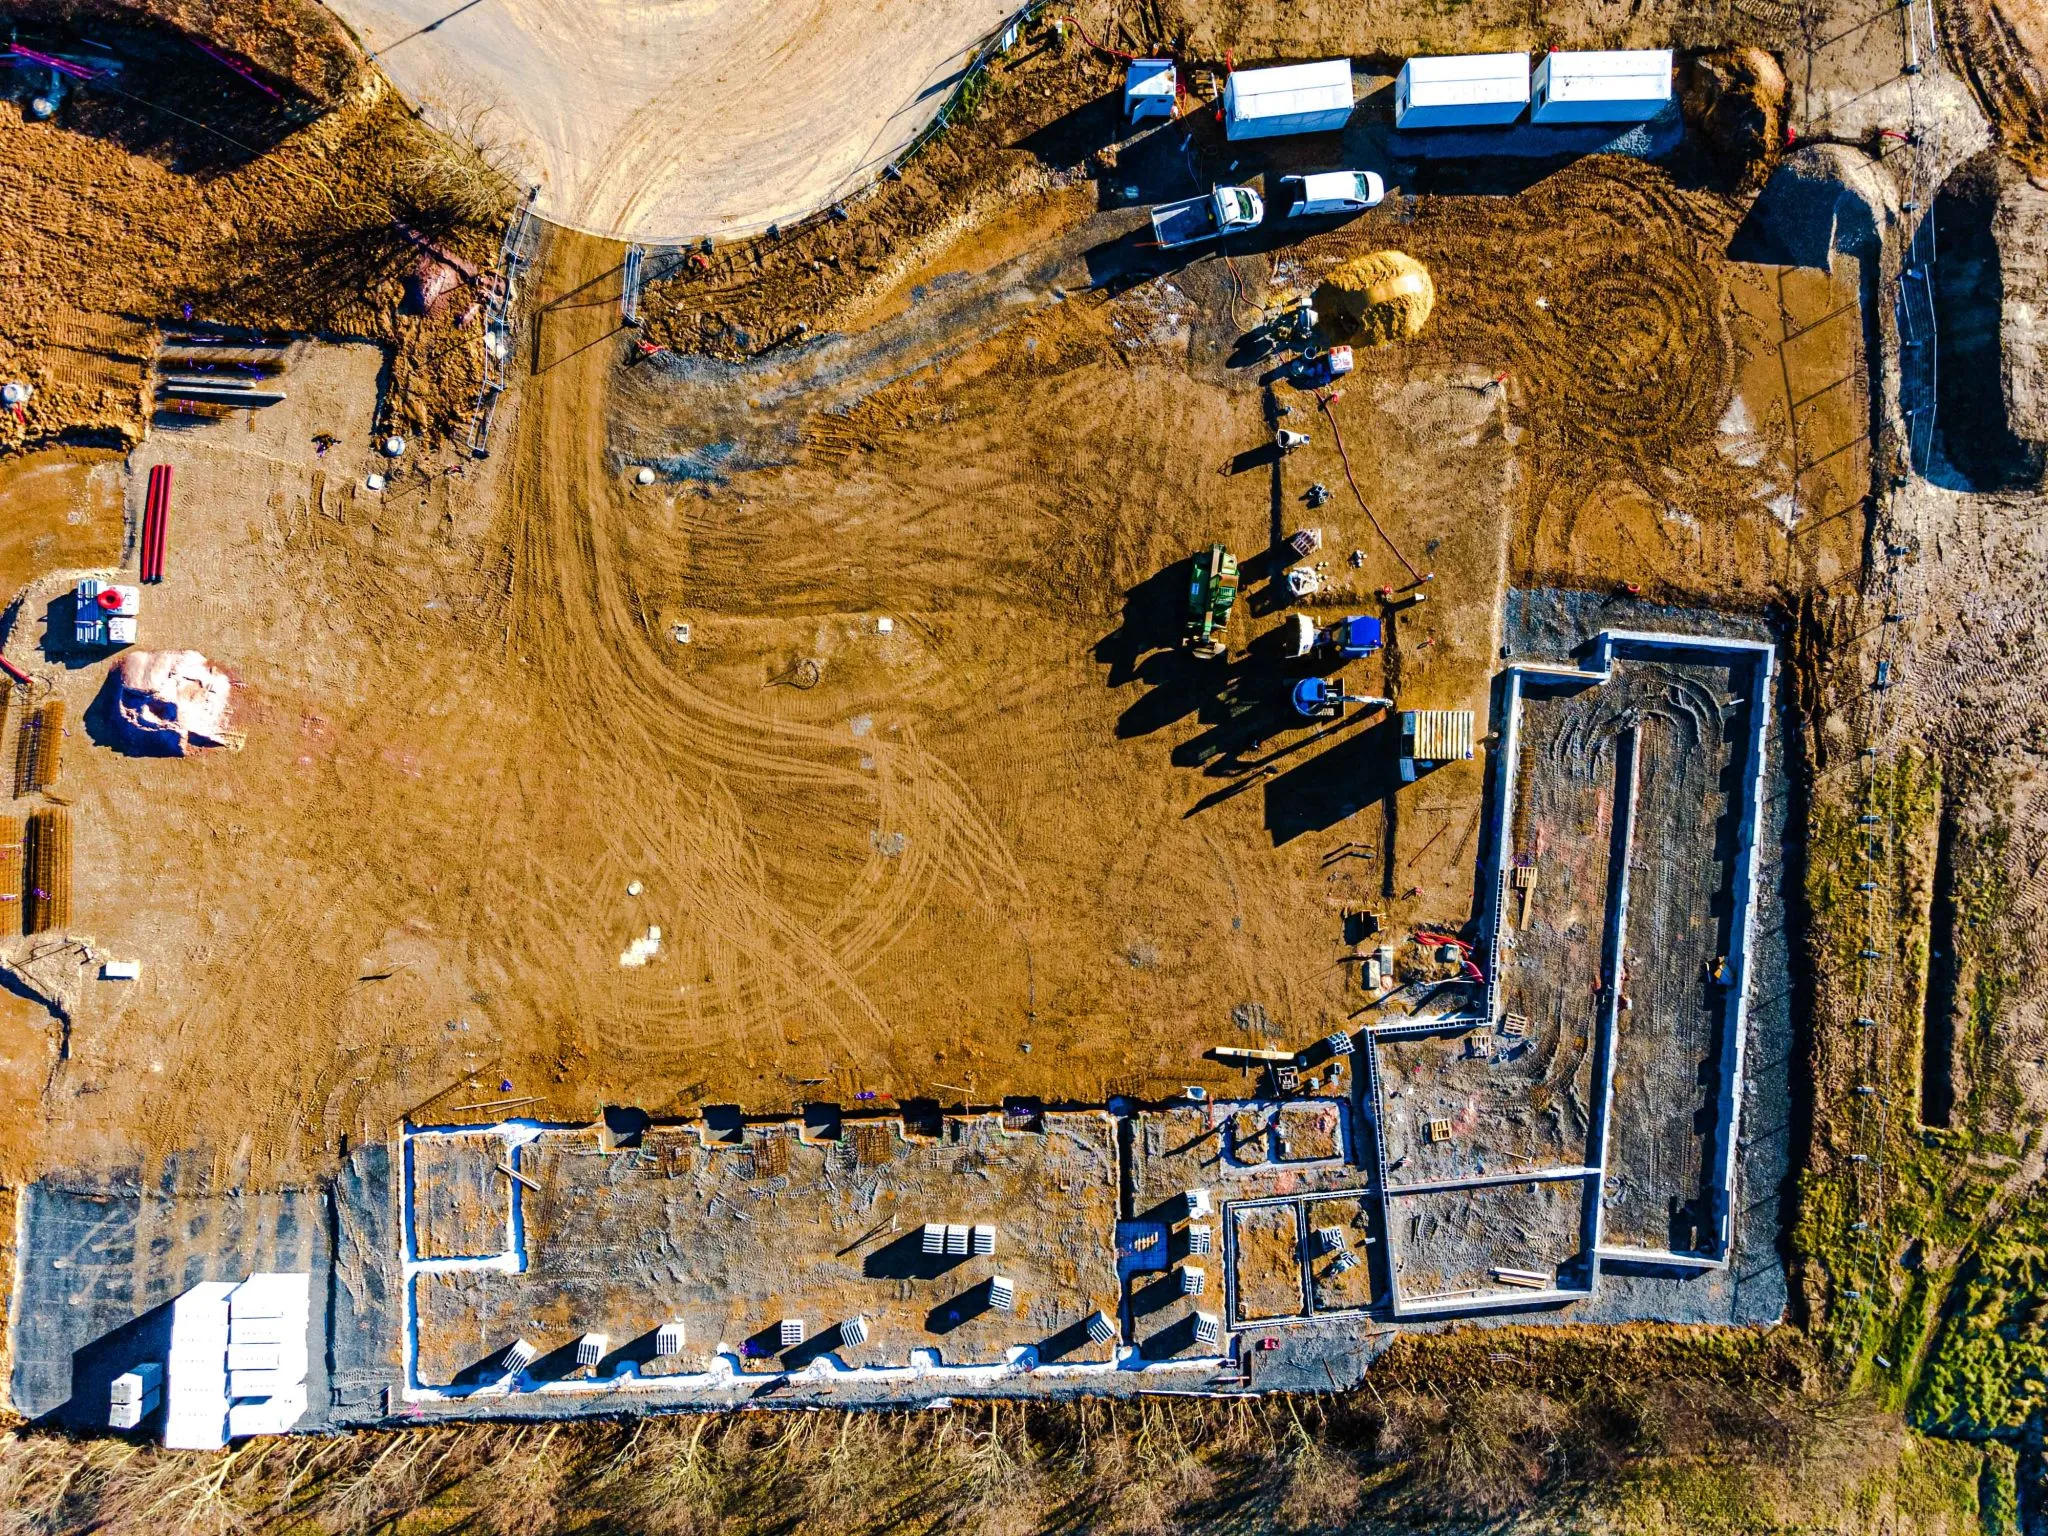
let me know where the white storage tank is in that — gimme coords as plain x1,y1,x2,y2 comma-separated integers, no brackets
1394,53,1530,130
1530,49,1674,125
1223,59,1354,141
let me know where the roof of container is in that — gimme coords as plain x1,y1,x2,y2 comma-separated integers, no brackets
1401,52,1530,106
1298,171,1372,202
1403,709,1476,761
1229,58,1353,102
1541,48,1673,100
1127,57,1176,92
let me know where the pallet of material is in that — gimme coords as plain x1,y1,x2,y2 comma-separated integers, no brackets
1489,1267,1553,1290
15,699,65,796
158,383,286,407
142,463,172,583
25,807,71,934
0,814,20,940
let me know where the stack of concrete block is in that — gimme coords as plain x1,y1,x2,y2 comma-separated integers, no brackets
162,1281,236,1449
108,1362,162,1431
224,1272,310,1438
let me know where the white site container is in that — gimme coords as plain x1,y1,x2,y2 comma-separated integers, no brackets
162,1279,233,1448
226,1342,283,1372
228,1383,308,1439
1223,59,1354,141
1394,53,1531,129
229,1367,293,1398
1530,49,1673,124
229,1272,311,1319
110,1390,160,1431
162,1407,228,1450
1125,58,1176,121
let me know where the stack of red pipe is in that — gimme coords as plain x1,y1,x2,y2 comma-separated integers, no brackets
140,464,172,583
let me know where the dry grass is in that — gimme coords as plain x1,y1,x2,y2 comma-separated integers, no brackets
0,1330,1998,1536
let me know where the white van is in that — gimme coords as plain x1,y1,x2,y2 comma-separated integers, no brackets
1277,171,1386,217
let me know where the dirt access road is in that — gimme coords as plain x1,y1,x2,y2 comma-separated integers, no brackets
324,0,1022,241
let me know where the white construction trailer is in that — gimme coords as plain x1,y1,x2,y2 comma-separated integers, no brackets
1223,59,1354,140
1394,53,1530,129
1125,58,1176,122
1529,49,1674,124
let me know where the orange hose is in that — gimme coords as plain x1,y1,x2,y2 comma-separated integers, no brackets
1317,390,1423,583
1047,14,1139,61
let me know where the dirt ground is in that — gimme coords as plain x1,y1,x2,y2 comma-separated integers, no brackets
0,115,1883,1191
0,11,501,455
1943,0,2048,167
7,0,2048,1527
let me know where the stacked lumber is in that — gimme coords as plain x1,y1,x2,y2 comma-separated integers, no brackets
0,815,20,940
15,699,66,795
25,807,70,934
141,463,172,582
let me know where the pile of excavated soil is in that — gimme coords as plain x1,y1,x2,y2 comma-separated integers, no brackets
1681,47,1788,186
0,15,504,453
639,21,1125,361
1944,0,2048,168
31,0,365,102
1313,251,1437,347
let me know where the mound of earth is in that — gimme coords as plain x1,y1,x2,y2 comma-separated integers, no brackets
1313,251,1436,346
109,649,237,755
1682,48,1788,184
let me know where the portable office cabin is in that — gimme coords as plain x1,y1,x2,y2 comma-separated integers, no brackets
1394,53,1530,129
1223,59,1354,141
1530,49,1673,124
1125,58,1176,121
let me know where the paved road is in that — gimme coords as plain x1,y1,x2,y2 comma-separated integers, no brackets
327,0,1022,242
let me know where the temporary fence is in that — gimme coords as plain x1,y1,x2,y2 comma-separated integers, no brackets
465,189,544,459
1829,0,1946,1318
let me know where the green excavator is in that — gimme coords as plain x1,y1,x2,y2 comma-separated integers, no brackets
1184,544,1240,661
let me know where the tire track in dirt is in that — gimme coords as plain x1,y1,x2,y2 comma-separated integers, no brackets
497,227,1027,1077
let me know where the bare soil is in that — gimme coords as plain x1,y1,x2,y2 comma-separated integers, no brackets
0,13,502,456
0,115,1882,1188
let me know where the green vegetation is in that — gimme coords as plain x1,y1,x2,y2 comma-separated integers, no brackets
1952,821,2020,1129
1914,1197,2048,1437
1794,745,2043,1521
1795,750,1950,1380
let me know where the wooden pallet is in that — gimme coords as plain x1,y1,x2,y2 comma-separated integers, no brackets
14,699,64,797
0,814,20,940
25,807,70,934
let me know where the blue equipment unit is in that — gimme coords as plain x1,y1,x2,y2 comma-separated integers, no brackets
1292,677,1340,718
1331,615,1383,657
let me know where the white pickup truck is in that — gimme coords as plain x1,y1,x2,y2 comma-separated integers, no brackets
1150,184,1265,248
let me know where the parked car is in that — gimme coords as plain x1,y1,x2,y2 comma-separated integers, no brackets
1277,170,1386,218
1151,184,1265,248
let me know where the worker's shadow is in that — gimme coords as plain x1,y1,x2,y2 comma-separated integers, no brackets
1264,712,1402,847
